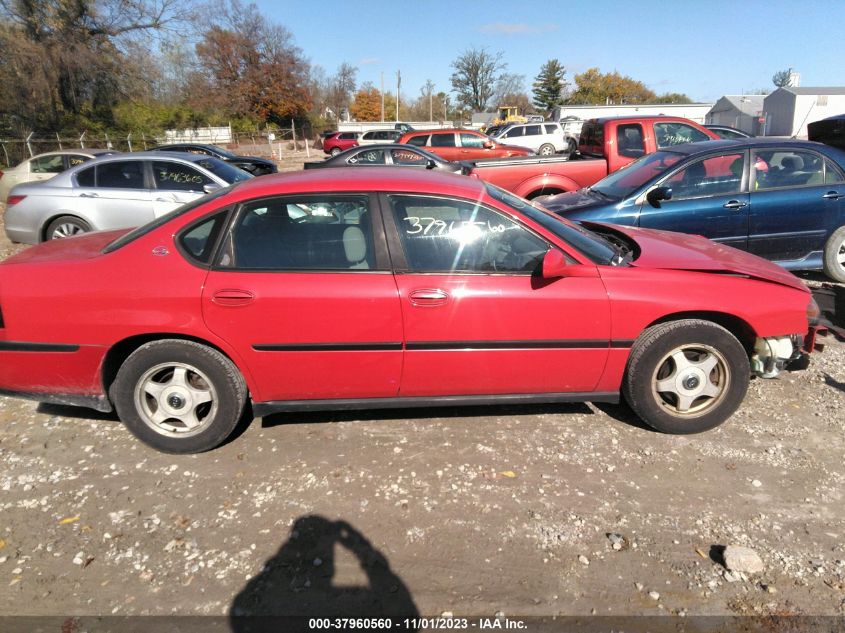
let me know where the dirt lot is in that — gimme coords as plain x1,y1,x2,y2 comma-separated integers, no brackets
1,165,845,624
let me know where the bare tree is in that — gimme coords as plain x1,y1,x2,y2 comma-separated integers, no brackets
450,47,506,111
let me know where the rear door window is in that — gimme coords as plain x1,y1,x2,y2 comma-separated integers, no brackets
430,133,456,148
459,133,485,148
96,161,146,189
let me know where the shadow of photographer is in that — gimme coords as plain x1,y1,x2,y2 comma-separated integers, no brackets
230,515,419,631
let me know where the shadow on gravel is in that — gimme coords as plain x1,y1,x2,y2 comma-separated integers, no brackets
229,515,419,631
260,402,593,429
36,402,120,421
591,401,654,432
824,372,845,394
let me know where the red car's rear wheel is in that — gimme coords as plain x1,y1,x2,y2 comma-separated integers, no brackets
111,340,247,453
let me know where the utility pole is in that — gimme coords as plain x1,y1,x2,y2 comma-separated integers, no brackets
396,70,401,122
380,72,385,123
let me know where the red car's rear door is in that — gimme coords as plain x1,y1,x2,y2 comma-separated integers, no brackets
383,193,612,397
201,194,403,403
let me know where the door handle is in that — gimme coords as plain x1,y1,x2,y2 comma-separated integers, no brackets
723,200,747,209
79,192,99,198
211,289,255,306
822,191,843,200
408,288,449,306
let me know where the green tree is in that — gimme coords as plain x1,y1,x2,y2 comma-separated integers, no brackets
567,68,656,105
772,68,794,88
0,0,188,132
532,59,567,111
655,92,693,104
450,47,506,111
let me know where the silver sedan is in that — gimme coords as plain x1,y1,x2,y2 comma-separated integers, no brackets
5,152,252,244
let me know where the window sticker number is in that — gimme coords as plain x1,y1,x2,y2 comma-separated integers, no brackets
403,216,508,236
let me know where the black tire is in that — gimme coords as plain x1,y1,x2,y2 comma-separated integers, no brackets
622,320,749,434
567,138,577,155
45,215,91,241
110,340,247,453
330,147,342,156
822,225,845,283
538,143,555,156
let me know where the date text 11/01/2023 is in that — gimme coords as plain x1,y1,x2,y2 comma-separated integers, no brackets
308,617,528,630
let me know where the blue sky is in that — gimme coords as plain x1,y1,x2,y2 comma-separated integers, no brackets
254,0,843,105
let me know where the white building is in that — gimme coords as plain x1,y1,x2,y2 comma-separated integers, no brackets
762,87,845,138
705,95,765,135
549,103,713,124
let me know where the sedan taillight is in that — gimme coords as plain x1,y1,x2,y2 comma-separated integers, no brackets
6,195,25,206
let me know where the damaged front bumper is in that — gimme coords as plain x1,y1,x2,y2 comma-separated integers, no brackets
751,324,826,378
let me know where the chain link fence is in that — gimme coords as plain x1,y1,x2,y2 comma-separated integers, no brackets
0,124,328,167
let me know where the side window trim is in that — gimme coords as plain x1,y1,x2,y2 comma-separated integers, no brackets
175,209,233,269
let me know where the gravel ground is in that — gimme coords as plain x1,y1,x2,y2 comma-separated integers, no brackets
1,173,845,620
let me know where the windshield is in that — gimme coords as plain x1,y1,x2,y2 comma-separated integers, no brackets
196,157,253,183
591,150,685,199
484,183,618,265
207,145,237,159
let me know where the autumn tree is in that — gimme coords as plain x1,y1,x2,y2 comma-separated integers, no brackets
532,59,567,111
349,84,383,121
450,47,506,111
567,68,656,105
191,1,311,126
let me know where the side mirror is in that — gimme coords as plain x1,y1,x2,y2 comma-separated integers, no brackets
541,249,570,279
203,183,222,194
426,159,437,170
646,186,672,208
483,140,494,149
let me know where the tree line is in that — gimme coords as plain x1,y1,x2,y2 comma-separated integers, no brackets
7,0,783,142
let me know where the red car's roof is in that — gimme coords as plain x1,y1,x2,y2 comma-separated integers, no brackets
222,167,486,202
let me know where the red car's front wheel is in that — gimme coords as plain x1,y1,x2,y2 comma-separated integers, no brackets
623,320,750,434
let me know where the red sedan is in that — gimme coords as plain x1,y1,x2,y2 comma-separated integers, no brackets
0,169,820,453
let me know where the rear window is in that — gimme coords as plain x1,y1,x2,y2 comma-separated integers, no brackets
579,122,605,157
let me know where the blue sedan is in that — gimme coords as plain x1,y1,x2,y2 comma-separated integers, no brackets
538,138,845,281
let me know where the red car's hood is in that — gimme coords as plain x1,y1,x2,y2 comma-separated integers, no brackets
1,229,129,265
588,222,808,293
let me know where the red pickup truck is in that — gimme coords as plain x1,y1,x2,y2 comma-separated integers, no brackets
466,116,719,199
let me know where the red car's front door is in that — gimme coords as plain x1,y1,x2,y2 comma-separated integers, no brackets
384,193,612,397
201,194,403,403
